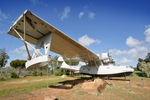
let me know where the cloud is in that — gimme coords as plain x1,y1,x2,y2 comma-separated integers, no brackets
145,26,150,42
126,36,142,47
109,49,127,56
109,26,150,66
78,6,95,19
79,12,84,18
119,58,133,64
88,12,95,19
13,45,33,57
30,0,39,5
0,9,8,21
110,46,148,59
61,6,70,21
78,34,100,46
108,25,150,66
128,47,148,58
126,35,148,59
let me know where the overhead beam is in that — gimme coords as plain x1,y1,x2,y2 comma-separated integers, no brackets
25,16,35,30
15,28,39,40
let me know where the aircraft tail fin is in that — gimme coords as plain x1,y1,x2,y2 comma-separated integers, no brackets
57,56,66,68
57,56,81,71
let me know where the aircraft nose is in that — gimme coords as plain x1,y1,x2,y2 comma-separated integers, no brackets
131,68,134,72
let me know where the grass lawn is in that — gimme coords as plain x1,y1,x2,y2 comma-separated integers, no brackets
102,76,150,100
0,76,68,96
0,74,150,100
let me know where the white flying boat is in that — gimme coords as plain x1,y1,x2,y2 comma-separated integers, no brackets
7,10,134,77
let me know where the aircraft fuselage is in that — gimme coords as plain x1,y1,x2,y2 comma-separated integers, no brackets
57,56,134,77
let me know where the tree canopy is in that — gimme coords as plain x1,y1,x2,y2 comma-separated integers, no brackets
10,59,26,69
10,59,26,77
64,57,79,66
137,53,150,78
0,48,9,68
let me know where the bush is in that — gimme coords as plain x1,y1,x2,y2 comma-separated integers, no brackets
10,72,19,78
0,78,6,81
31,72,37,76
137,61,150,78
24,75,27,77
38,72,43,76
31,72,34,76
54,68,63,76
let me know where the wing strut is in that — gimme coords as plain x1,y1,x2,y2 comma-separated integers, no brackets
12,27,51,69
24,42,31,60
23,13,31,60
12,28,43,56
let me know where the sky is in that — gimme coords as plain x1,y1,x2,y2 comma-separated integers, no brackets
0,0,150,67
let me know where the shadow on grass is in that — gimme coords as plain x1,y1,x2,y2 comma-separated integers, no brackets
103,77,131,81
134,71,144,77
48,75,134,90
49,77,92,90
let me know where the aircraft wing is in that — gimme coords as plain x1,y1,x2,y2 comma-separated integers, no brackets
7,10,99,62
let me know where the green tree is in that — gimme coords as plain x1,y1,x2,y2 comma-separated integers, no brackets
63,57,79,75
137,53,150,78
64,57,79,65
10,59,26,77
145,53,150,63
50,56,79,76
0,48,9,67
54,68,63,76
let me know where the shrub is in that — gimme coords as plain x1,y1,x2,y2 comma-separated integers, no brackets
54,68,63,76
10,72,19,78
38,72,43,76
24,75,27,77
31,72,34,76
31,72,36,76
0,78,6,81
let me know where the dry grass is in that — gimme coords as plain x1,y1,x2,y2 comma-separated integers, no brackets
0,75,150,100
100,76,150,100
0,76,67,96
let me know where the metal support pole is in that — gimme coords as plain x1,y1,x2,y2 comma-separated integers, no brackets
124,73,126,81
129,80,132,92
23,13,26,40
141,78,144,87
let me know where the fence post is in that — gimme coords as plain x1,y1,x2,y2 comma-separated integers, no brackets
141,78,144,87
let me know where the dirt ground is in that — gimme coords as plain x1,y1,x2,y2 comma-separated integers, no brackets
0,76,150,100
